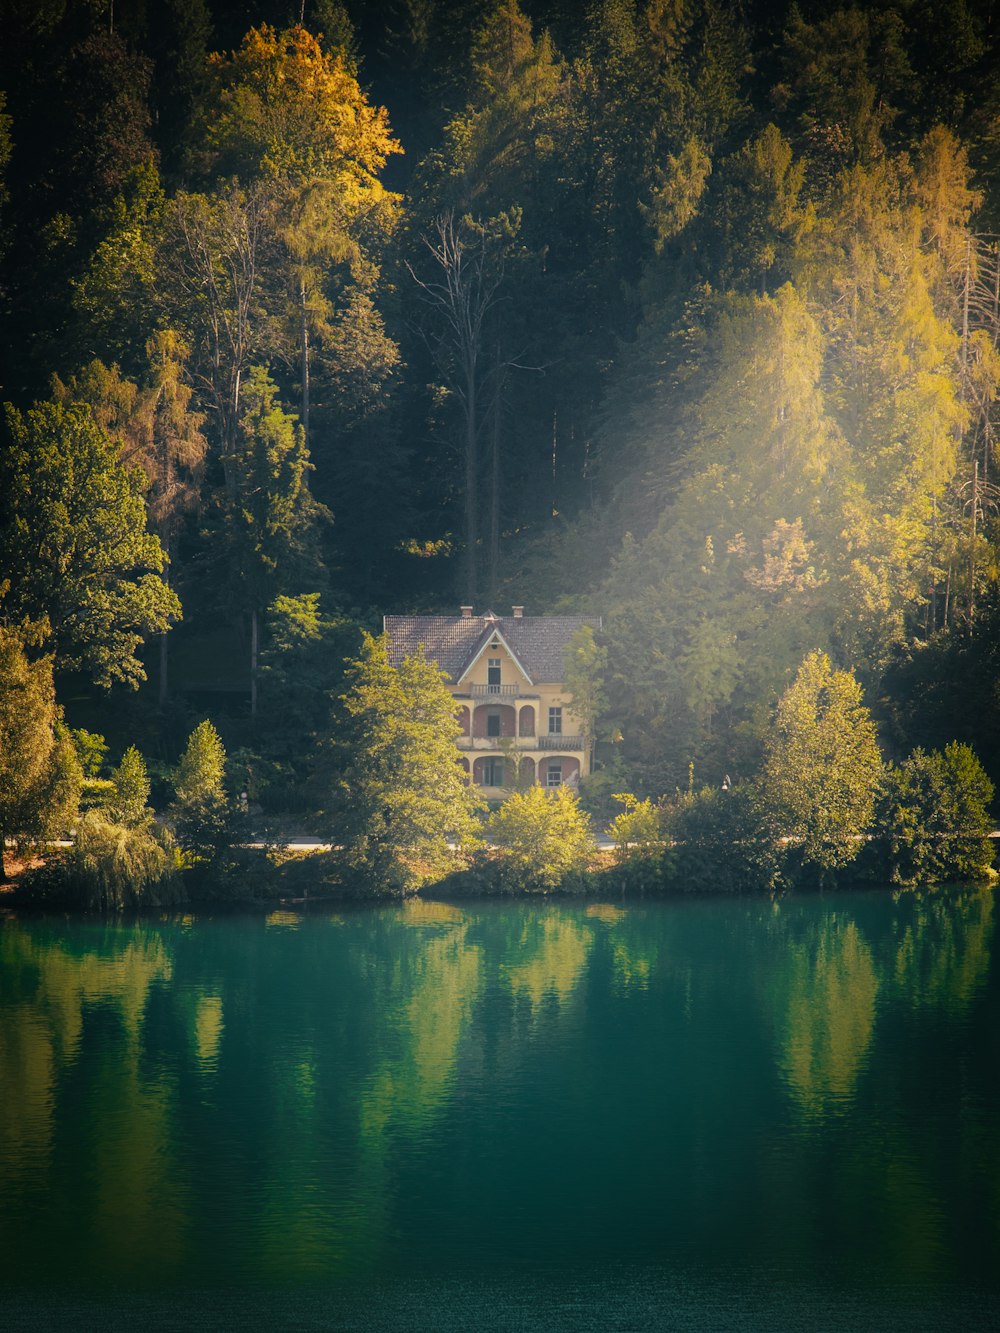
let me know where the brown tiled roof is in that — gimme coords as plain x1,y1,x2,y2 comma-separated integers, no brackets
383,612,601,684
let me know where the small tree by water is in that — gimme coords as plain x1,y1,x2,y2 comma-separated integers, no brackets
0,624,81,881
334,634,485,891
171,721,232,865
872,743,995,886
486,786,595,890
760,652,882,874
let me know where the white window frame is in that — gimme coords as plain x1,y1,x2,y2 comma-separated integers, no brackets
546,763,562,788
548,706,562,735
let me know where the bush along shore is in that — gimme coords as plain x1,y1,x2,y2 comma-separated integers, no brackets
3,649,998,911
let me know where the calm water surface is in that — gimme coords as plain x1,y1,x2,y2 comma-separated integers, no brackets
2,888,999,1330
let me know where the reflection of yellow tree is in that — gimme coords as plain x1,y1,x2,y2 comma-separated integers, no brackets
193,993,224,1068
363,916,483,1135
891,887,994,1014
258,906,484,1278
583,905,659,993
0,923,184,1272
503,913,593,1011
780,918,879,1118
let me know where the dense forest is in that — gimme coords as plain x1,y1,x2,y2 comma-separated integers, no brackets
2,0,1000,834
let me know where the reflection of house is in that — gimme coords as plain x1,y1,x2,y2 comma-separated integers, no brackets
385,606,601,795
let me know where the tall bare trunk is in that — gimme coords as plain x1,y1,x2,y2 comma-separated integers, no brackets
250,607,259,717
465,358,478,601
488,343,501,604
300,279,310,447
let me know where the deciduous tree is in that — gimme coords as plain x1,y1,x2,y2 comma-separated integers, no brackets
0,624,81,881
0,400,181,687
759,651,882,872
334,633,484,890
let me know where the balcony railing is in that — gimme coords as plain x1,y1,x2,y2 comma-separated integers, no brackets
538,734,584,750
456,734,585,751
469,683,521,698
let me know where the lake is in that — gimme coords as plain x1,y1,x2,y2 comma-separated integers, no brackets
2,888,999,1330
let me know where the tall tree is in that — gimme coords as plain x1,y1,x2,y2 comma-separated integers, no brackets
191,22,401,441
0,400,181,687
759,651,882,874
52,333,208,702
333,633,485,890
407,209,516,600
219,365,328,714
0,624,81,881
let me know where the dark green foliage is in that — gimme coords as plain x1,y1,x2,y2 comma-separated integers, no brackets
3,0,1000,873
0,400,181,687
869,744,995,887
665,784,781,894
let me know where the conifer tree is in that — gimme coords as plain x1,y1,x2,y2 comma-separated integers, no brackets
171,720,230,863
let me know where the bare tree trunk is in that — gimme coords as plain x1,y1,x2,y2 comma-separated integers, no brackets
970,458,979,628
250,607,259,717
465,357,478,602
159,631,169,707
300,279,310,447
488,342,502,604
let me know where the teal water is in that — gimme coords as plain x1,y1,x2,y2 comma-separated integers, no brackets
1,889,999,1330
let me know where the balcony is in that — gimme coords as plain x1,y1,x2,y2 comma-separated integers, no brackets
469,683,520,698
456,734,585,752
538,734,584,750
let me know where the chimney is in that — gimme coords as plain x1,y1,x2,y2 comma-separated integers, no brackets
460,605,474,618
512,605,524,618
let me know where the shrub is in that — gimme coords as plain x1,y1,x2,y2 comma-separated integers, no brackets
665,783,780,893
870,743,995,886
61,809,179,911
607,793,665,864
486,786,596,890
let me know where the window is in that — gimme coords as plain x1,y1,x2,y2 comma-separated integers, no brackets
481,757,506,787
546,763,562,788
488,657,501,692
486,710,501,738
548,706,562,735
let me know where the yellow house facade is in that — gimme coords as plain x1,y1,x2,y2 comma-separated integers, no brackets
384,606,601,796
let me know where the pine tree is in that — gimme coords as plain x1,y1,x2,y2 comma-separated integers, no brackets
171,720,230,863
109,746,152,829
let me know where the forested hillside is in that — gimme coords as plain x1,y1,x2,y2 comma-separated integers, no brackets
2,0,1000,809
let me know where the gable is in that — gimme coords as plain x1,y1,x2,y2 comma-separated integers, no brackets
383,611,601,683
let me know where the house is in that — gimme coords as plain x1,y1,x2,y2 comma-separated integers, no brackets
384,606,602,795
